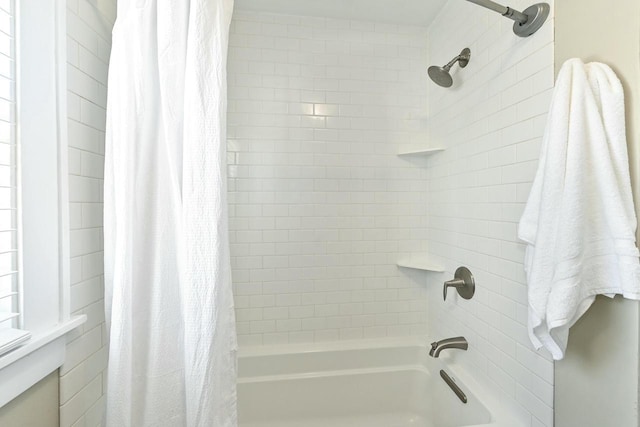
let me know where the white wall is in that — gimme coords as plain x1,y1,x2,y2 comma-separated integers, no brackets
227,11,433,346
425,1,555,426
60,1,114,426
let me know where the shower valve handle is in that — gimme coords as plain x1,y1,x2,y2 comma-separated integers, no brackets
443,278,465,300
443,267,476,301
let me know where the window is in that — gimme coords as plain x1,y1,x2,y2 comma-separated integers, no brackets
0,0,86,408
0,0,28,356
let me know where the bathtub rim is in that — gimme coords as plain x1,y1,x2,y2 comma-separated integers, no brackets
237,336,428,359
237,337,530,427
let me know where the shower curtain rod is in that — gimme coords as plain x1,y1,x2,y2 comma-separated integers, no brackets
465,0,550,37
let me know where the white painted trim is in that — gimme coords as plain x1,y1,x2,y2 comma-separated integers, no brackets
0,0,82,409
55,0,70,323
0,316,85,371
14,0,24,331
19,0,61,333
0,316,86,407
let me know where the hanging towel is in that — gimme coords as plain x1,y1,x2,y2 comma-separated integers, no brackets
518,58,640,360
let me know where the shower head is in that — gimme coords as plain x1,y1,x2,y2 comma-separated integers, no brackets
428,48,471,88
428,66,454,88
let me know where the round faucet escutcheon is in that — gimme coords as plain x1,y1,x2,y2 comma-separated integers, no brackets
443,267,475,301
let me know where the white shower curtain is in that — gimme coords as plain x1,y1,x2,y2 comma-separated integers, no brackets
103,1,237,426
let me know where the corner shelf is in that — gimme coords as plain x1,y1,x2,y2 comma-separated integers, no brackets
396,146,444,272
396,256,444,272
397,148,445,157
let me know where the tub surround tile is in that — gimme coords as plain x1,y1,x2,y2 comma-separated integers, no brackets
229,3,554,426
228,12,431,347
60,1,114,426
426,0,555,426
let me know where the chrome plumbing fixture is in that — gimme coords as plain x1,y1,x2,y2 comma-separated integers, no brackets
440,370,468,403
465,0,550,37
429,336,469,358
427,48,470,88
443,266,475,301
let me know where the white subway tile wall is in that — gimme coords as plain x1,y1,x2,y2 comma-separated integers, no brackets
61,1,114,426
425,1,554,426
228,11,433,346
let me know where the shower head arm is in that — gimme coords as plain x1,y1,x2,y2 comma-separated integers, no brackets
466,0,527,23
442,48,471,71
442,56,461,71
501,7,528,24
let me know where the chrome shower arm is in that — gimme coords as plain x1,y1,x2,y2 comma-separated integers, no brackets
501,6,529,24
443,56,461,71
465,0,550,37
443,48,471,71
466,0,528,23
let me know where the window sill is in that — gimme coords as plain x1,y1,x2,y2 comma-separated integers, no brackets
0,315,86,407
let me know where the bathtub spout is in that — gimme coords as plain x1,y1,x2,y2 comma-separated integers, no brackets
429,337,468,357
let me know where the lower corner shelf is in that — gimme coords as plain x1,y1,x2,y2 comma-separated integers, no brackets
397,148,445,157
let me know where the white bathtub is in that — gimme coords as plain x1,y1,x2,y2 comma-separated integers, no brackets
237,338,526,427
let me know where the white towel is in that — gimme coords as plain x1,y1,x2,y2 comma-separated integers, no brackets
518,59,640,360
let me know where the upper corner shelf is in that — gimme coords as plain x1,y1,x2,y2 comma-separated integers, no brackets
397,148,445,157
397,257,444,273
